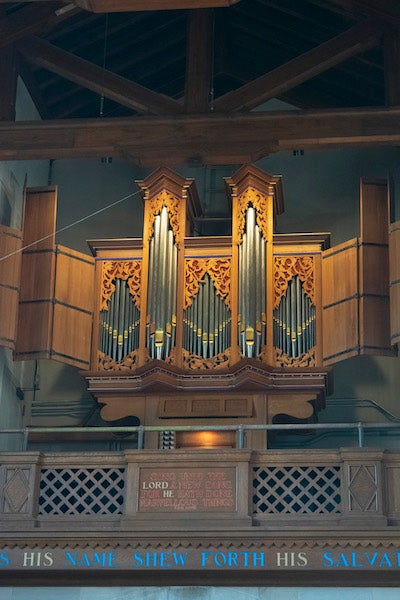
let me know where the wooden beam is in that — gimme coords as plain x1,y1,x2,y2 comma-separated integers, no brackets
312,0,400,28
213,20,383,112
384,28,400,106
0,47,17,121
1,107,400,165
184,9,214,113
0,3,80,50
73,0,239,12
0,7,17,121
17,36,183,116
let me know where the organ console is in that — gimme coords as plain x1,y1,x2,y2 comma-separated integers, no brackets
2,164,398,449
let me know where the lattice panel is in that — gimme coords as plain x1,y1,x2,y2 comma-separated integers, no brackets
253,465,341,514
39,468,125,515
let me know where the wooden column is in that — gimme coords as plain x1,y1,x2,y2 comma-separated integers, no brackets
0,5,17,122
384,27,400,106
184,9,214,113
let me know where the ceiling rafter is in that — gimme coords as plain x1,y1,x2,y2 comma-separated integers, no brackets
311,0,400,28
1,107,400,165
213,19,383,112
17,36,184,116
0,3,80,50
184,9,214,113
74,0,239,12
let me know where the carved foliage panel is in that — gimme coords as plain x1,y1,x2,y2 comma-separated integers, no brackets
146,190,181,244
185,258,231,309
100,260,141,311
234,187,272,245
274,255,315,308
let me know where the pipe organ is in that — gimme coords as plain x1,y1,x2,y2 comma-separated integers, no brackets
3,165,398,449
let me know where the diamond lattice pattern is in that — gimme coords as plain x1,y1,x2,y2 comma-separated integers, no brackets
39,468,125,515
253,465,341,514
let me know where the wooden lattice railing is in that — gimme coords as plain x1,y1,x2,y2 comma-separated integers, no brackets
0,449,399,529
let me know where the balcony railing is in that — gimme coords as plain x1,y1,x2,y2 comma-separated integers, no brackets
1,443,399,532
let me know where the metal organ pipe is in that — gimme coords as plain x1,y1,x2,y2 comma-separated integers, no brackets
183,273,231,359
272,274,315,360
99,277,140,362
238,206,267,358
147,206,177,360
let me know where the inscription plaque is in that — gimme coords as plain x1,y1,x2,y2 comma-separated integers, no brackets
139,467,236,512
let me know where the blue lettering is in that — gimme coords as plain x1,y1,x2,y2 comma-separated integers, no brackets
379,553,392,568
172,552,188,566
335,553,349,567
91,552,118,568
214,552,227,567
393,552,400,567
323,552,334,567
201,551,212,567
78,553,91,567
253,552,265,567
351,552,364,567
159,552,170,568
365,552,378,566
0,552,9,567
132,552,143,567
65,552,77,567
145,552,158,567
228,552,239,567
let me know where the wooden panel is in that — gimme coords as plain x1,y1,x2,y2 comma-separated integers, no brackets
359,178,392,355
14,302,53,357
51,245,95,368
52,304,92,368
22,186,57,251
159,395,253,418
0,287,19,348
55,246,94,312
15,243,95,367
360,178,389,244
15,248,55,358
389,221,400,345
19,250,55,301
0,225,21,349
322,239,359,364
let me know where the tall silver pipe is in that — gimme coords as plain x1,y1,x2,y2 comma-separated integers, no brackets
261,236,266,347
209,278,215,357
296,277,302,356
116,279,125,362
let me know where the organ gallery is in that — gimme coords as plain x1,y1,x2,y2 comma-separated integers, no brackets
1,163,397,450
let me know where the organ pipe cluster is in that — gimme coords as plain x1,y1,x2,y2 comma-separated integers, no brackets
146,206,177,360
238,206,266,358
183,273,231,358
273,275,316,358
99,278,140,361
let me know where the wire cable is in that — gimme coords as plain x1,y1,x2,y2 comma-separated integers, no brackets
0,187,142,263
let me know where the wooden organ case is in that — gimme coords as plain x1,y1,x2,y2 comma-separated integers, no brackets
4,165,398,450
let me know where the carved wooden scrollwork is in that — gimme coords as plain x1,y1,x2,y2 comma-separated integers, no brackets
274,255,315,308
275,347,316,367
98,349,140,371
184,258,231,309
100,260,141,311
234,187,271,245
181,347,230,370
146,190,181,244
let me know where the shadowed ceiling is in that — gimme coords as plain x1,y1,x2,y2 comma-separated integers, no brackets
0,0,399,166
